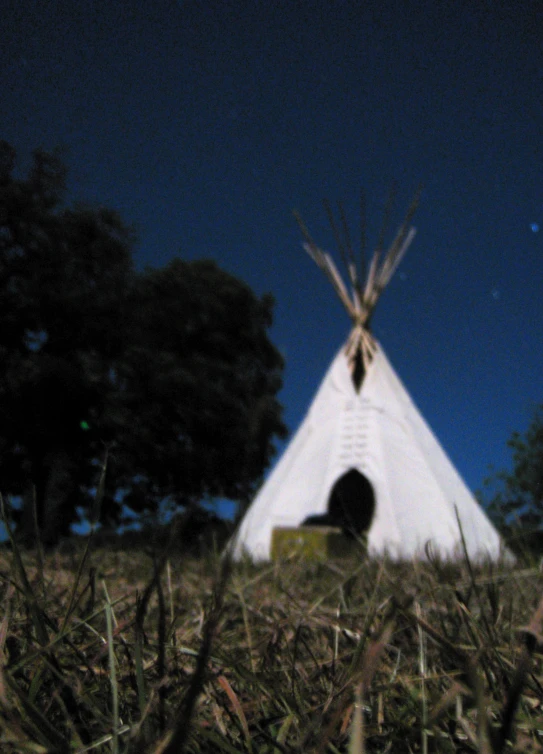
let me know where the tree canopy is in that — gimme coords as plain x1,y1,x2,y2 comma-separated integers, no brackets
0,142,286,545
103,258,287,522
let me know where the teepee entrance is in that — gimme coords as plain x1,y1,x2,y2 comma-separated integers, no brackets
329,469,375,536
302,469,375,537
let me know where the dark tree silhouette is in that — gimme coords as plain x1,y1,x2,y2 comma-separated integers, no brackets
0,143,286,545
481,404,543,546
0,142,134,544
104,258,287,523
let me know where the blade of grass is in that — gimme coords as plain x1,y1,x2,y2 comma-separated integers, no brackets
31,487,45,598
73,723,131,753
3,672,71,752
1,493,49,647
218,675,252,752
103,581,120,754
348,685,364,754
60,452,108,634
156,554,232,754
416,602,428,754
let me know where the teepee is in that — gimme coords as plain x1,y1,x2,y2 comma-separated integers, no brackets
230,190,506,561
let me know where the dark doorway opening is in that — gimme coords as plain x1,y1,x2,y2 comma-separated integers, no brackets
303,468,375,538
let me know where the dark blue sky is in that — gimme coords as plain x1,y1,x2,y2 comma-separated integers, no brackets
2,0,542,508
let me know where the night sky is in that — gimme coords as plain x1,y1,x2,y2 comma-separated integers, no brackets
2,0,542,517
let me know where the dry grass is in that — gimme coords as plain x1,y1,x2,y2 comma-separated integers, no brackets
0,536,542,753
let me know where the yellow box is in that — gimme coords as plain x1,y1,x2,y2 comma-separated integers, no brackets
271,526,363,560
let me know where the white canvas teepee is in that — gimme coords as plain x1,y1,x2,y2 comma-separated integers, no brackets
230,191,506,561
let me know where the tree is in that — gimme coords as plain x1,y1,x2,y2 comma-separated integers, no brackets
0,141,135,544
101,258,287,524
0,142,287,544
481,405,543,543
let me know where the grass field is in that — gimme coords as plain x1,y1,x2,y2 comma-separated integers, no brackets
0,532,542,753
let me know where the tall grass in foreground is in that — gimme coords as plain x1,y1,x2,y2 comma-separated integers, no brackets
0,518,541,753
